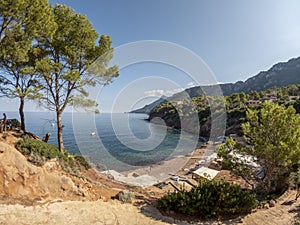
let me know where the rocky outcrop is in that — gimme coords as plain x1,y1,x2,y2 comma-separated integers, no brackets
0,141,113,203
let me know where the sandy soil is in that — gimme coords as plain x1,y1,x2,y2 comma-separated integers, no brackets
241,190,300,225
0,200,170,225
0,191,298,225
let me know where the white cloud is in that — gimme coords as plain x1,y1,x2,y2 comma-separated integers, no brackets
144,88,184,97
187,82,196,88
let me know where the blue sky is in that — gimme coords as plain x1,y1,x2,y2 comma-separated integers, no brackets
3,0,300,112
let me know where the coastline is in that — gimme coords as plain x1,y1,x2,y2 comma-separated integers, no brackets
109,142,214,187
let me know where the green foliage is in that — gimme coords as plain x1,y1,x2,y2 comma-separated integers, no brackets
35,4,119,152
157,178,257,218
1,2,119,151
16,138,68,165
118,191,135,203
15,138,91,171
294,99,300,113
0,0,56,131
290,168,300,189
38,4,118,112
149,84,300,140
217,139,257,190
218,102,300,196
73,155,91,170
0,0,56,53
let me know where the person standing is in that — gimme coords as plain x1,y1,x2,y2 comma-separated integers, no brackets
3,113,6,132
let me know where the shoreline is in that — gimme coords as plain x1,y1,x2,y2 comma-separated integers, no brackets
107,142,215,187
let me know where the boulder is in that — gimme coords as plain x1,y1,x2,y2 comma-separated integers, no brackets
116,191,135,203
269,200,276,207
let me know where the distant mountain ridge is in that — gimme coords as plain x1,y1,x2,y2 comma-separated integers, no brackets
131,56,300,113
218,56,300,95
130,96,167,114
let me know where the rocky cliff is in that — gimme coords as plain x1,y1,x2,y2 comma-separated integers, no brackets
0,133,123,204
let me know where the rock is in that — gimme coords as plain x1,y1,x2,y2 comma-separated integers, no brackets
61,176,75,191
263,203,270,209
132,172,139,178
116,191,135,203
269,200,276,207
76,187,88,197
0,139,117,204
43,159,59,172
251,208,257,213
107,174,114,180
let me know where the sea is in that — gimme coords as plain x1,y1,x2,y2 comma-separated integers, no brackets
6,112,199,172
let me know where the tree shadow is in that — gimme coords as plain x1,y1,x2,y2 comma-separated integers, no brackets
282,199,297,206
288,203,300,223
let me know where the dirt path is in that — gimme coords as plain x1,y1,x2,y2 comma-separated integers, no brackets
0,191,298,225
241,190,299,225
0,200,171,225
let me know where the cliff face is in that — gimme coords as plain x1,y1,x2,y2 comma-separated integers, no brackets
0,134,122,204
0,141,93,203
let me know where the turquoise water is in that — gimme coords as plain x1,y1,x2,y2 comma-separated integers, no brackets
6,112,198,171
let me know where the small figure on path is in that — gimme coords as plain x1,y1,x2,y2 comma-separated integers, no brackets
3,113,7,132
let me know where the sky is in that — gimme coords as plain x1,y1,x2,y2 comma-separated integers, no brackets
3,0,300,112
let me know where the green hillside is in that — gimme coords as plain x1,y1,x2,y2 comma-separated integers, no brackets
134,57,300,114
148,84,300,138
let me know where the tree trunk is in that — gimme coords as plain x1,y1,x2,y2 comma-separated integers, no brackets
57,111,64,153
266,166,274,194
267,177,271,194
19,97,26,132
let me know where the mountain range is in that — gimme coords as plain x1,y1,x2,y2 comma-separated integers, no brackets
131,56,300,113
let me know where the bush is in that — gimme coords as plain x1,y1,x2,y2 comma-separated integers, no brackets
73,155,91,170
15,138,90,171
157,178,257,218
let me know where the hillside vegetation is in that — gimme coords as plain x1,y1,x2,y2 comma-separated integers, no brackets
148,84,300,138
133,57,300,114
156,100,300,221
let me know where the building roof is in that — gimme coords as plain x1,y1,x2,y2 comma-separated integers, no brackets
192,167,219,180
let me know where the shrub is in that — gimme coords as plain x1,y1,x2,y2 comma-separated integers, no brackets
73,155,91,170
157,178,257,218
117,191,135,203
16,138,67,165
15,138,90,171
